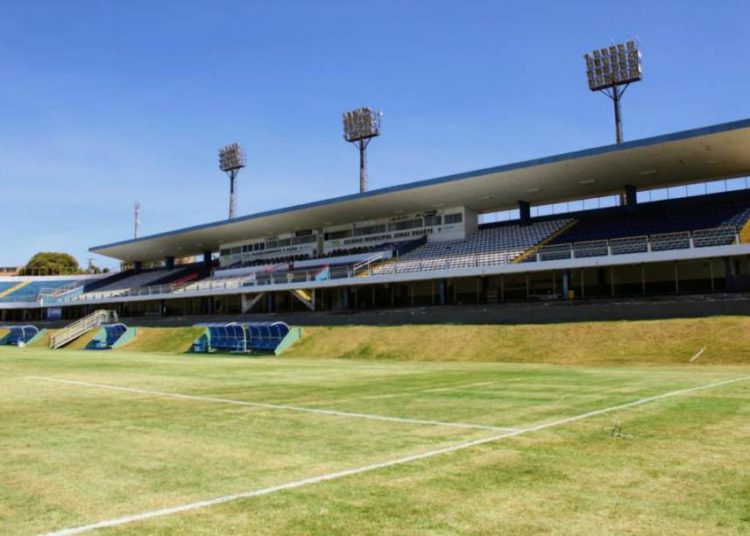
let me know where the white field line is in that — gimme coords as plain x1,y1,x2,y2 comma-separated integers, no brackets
690,347,707,362
40,375,749,536
27,376,519,433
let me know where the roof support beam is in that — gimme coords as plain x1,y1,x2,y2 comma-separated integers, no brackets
624,184,637,213
518,200,531,226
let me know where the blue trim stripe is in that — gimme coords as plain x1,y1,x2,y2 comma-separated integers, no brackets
90,118,750,252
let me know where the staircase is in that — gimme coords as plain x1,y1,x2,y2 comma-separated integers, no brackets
49,310,117,349
353,252,387,277
512,219,579,263
289,289,315,310
740,218,750,243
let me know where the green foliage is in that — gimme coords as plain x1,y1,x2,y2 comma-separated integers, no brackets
23,252,80,275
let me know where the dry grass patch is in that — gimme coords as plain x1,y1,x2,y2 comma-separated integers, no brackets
285,316,750,365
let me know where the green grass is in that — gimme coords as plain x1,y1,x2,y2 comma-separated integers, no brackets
0,345,748,535
114,326,204,353
285,317,750,365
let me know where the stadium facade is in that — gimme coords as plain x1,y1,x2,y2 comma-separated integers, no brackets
3,119,750,321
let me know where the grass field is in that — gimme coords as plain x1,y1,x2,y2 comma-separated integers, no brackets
1,341,749,535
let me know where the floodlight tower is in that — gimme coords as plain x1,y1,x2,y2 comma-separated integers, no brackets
218,143,247,219
584,40,642,144
342,107,382,193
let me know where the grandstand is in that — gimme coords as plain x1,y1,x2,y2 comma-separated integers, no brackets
3,118,750,320
0,275,99,316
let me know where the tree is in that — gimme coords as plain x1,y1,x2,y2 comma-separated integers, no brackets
24,252,80,275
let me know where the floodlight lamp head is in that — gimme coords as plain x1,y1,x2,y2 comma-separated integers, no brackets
218,143,247,172
342,107,382,143
583,40,642,91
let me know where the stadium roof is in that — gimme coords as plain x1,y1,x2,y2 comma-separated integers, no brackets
92,118,750,262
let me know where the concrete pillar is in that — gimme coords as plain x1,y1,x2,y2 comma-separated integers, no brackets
439,280,446,306
203,251,212,266
165,256,175,270
525,273,530,300
580,269,585,298
518,200,531,226
562,271,570,299
624,184,637,213
133,261,143,273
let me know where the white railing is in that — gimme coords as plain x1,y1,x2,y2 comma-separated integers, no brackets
60,225,742,304
38,281,88,304
526,226,738,263
352,252,386,276
49,309,117,348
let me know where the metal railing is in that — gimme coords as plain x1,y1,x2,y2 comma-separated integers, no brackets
49,309,117,348
352,252,387,276
62,225,742,304
526,226,738,263
38,281,88,304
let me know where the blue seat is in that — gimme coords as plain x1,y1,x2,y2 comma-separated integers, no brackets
6,325,38,345
104,323,128,346
207,324,246,352
0,280,79,303
245,322,290,352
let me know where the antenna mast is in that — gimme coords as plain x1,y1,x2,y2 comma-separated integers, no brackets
134,202,141,239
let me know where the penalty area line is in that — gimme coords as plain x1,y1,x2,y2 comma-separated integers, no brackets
40,375,749,536
27,375,519,433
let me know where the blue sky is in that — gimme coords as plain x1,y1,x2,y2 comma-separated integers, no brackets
1,0,748,269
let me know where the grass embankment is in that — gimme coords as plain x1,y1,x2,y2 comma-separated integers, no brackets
285,316,750,365
26,329,55,348
115,326,204,353
63,329,100,350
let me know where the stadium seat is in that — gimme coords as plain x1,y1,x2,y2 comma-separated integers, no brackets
549,191,750,246
0,280,80,303
374,219,573,274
